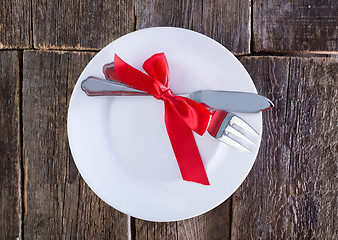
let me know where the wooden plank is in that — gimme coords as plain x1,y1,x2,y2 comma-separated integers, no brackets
232,56,290,239
135,199,231,239
135,0,251,54
254,0,338,52
0,51,21,239
23,50,130,239
177,200,231,240
135,220,178,239
0,0,31,48
232,56,338,239
32,0,135,50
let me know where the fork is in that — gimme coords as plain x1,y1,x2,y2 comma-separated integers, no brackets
81,77,259,152
207,110,258,152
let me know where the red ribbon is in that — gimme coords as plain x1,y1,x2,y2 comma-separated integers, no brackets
105,53,212,185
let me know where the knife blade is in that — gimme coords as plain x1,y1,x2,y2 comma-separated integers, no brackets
188,90,274,112
81,76,274,113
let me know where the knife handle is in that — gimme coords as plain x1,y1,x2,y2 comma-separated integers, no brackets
81,76,150,96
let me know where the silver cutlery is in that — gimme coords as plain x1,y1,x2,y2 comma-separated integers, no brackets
207,110,258,152
81,76,274,113
81,78,261,152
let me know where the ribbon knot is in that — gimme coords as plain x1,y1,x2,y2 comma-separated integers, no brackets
156,88,174,101
105,53,212,185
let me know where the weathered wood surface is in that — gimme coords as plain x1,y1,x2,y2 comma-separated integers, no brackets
0,0,31,48
254,0,338,52
177,201,232,240
232,56,338,239
136,0,251,54
0,51,22,239
32,0,135,50
134,199,231,240
1,0,338,239
23,51,129,239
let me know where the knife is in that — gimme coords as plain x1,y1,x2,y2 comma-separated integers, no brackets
81,76,274,113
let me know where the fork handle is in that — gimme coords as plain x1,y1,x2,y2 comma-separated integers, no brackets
81,76,150,96
80,76,216,113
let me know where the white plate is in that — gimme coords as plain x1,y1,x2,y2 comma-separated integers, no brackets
68,27,262,222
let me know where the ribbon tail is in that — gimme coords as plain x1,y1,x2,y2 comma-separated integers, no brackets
164,102,210,185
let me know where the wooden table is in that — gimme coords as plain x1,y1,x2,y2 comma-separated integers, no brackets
1,0,337,239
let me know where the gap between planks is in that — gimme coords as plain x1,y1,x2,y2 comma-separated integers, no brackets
18,50,26,240
2,48,337,59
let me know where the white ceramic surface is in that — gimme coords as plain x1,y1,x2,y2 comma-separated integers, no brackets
67,27,262,222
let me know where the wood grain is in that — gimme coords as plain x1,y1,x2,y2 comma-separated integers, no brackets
32,0,135,50
135,220,178,239
135,0,251,54
23,51,129,239
134,198,231,240
0,0,31,48
0,51,22,239
177,200,231,240
232,56,338,239
254,0,338,52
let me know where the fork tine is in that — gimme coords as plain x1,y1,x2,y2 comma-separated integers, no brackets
225,125,255,144
218,134,251,152
230,116,259,136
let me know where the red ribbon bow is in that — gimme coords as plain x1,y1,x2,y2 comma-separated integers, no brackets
105,53,212,185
